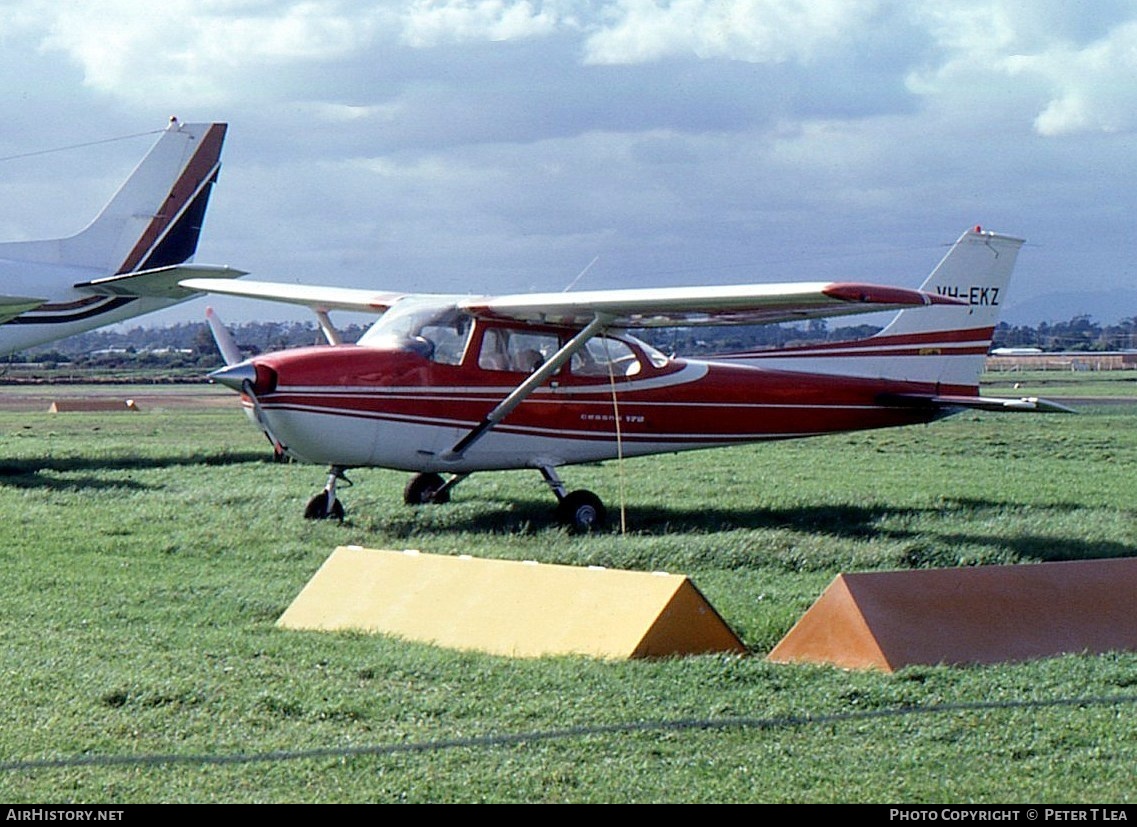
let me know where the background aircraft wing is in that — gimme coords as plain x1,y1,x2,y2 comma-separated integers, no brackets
79,264,247,300
178,277,405,314
461,282,965,328
0,295,47,325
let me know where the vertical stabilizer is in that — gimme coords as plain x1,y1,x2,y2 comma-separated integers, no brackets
0,120,233,355
60,119,227,273
876,227,1023,342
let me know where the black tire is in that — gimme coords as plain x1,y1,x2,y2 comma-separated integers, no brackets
404,472,450,505
304,493,345,521
557,489,607,533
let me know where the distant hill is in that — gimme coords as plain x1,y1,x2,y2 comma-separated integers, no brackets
1002,289,1137,326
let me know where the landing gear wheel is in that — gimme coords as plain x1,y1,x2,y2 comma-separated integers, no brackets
404,472,450,505
557,489,607,533
304,493,345,521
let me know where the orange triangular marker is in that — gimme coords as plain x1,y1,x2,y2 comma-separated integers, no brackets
768,558,1137,671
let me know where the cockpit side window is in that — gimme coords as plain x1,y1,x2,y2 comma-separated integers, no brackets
420,318,470,365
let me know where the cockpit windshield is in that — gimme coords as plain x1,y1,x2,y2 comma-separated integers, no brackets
357,298,472,365
357,298,671,372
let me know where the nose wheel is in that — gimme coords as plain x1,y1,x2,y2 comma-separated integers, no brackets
304,466,349,521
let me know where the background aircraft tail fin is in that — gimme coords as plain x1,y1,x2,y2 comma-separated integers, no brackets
66,119,227,274
6,119,227,276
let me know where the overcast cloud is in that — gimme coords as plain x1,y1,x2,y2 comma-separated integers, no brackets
2,0,1135,326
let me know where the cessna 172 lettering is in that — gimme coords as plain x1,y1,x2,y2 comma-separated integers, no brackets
0,118,243,356
184,226,1069,531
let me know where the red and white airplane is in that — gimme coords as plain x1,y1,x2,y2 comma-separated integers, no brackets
0,118,242,355
184,227,1068,531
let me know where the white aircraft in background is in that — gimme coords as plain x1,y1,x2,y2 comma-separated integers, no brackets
0,118,243,355
187,227,1071,531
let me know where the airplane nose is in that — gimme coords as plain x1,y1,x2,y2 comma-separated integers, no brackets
204,361,277,393
210,360,279,395
208,361,258,392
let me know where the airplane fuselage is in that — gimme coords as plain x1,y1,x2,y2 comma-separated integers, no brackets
237,324,952,474
0,259,184,354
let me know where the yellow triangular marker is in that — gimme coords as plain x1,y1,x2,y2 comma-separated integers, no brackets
278,546,746,659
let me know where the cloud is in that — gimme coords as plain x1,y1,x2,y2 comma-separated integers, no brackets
399,0,562,46
28,0,393,106
1006,21,1137,135
4,0,1137,325
581,0,883,66
910,2,1137,137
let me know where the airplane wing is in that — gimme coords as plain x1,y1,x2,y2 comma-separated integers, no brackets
177,277,405,314
179,278,960,325
78,264,248,300
0,295,47,324
461,282,965,328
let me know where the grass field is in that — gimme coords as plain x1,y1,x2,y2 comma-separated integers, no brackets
0,373,1135,803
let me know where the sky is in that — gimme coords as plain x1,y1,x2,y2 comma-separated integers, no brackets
1,0,1136,330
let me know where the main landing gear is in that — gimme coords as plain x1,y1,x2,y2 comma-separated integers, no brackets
540,466,607,533
401,467,606,533
303,465,608,532
403,471,466,505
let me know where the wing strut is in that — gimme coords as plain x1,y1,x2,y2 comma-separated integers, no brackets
314,310,342,345
440,314,611,462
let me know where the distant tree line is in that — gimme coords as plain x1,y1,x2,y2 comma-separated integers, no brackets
12,320,367,369
9,314,1137,371
992,316,1137,352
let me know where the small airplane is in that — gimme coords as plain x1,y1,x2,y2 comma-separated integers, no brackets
0,117,243,357
184,226,1070,531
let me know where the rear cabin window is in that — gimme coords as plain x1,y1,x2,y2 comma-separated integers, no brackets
478,329,559,373
570,337,642,377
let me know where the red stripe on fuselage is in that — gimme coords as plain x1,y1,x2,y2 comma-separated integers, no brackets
716,325,996,358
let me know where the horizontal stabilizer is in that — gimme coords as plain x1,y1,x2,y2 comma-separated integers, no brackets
78,264,247,300
178,277,404,314
0,295,47,324
883,393,1077,414
933,394,1077,413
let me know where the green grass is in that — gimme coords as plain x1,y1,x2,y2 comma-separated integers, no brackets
982,368,1137,398
0,390,1135,802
